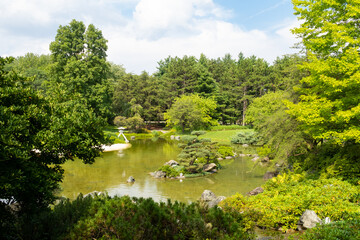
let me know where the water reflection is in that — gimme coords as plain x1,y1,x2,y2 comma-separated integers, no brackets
61,139,266,202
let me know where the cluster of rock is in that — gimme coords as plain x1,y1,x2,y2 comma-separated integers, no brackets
200,190,226,208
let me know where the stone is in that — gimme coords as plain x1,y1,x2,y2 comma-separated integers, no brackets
200,190,226,208
251,156,260,162
127,176,135,183
263,171,279,180
261,157,270,162
225,156,233,159
217,157,224,161
175,136,181,140
203,163,217,172
84,191,103,197
153,171,166,178
200,190,217,202
323,217,331,224
207,196,226,208
242,144,249,147
238,154,246,157
170,135,175,140
297,210,321,230
165,160,179,167
247,187,264,196
130,136,136,140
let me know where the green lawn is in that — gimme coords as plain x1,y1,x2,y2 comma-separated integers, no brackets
199,129,254,145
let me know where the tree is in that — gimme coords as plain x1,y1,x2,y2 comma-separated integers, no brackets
48,19,112,121
246,91,309,162
0,57,109,235
287,0,360,144
4,53,51,92
164,94,217,133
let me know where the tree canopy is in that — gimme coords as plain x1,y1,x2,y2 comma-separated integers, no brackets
0,56,109,222
49,19,112,121
287,0,360,144
164,94,217,133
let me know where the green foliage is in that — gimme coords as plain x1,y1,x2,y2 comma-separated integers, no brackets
177,134,219,166
299,220,360,240
292,142,360,184
246,91,309,162
231,130,258,145
287,0,360,144
0,56,109,238
191,130,207,137
210,125,249,131
158,165,186,178
4,53,51,92
113,115,127,127
217,146,234,158
48,19,112,121
69,195,249,239
220,174,360,231
164,94,217,133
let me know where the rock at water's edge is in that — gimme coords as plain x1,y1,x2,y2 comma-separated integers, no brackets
203,163,217,172
247,187,264,196
152,171,166,178
165,160,179,167
127,176,135,183
200,190,226,208
263,171,279,180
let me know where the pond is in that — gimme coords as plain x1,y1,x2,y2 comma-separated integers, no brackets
60,139,267,203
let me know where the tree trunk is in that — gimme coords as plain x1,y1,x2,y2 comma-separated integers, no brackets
242,87,247,126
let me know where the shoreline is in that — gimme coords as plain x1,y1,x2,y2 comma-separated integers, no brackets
102,143,131,152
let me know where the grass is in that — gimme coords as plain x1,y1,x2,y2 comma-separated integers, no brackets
199,129,255,145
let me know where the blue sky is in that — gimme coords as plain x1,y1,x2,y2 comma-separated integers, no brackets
0,0,299,74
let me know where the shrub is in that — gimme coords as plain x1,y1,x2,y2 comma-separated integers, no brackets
220,174,360,231
299,220,360,240
231,131,259,145
218,146,234,158
69,196,250,239
158,165,184,178
211,125,249,131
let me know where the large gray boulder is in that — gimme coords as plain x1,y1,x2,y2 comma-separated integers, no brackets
297,210,322,230
200,190,226,208
203,163,217,172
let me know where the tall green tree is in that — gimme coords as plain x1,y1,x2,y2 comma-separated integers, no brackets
287,0,360,144
164,94,217,132
0,57,109,236
49,19,112,121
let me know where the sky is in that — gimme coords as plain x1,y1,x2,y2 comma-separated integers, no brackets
0,0,300,74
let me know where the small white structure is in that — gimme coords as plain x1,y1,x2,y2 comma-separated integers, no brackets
117,127,129,143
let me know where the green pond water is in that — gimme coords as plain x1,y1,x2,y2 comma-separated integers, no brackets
61,139,267,203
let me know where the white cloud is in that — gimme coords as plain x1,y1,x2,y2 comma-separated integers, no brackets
0,0,299,74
